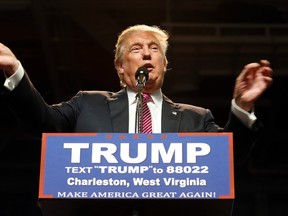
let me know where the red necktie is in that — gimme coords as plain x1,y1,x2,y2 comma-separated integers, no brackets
141,93,152,133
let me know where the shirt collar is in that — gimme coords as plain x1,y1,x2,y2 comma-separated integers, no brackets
126,87,163,107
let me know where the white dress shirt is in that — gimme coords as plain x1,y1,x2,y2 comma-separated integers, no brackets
127,87,162,133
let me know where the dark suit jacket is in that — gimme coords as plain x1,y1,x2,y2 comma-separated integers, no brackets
5,73,262,164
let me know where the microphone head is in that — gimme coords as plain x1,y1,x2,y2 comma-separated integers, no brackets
135,66,149,80
135,66,149,91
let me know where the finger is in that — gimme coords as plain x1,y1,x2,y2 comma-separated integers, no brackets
257,63,273,77
260,59,271,67
260,60,273,77
237,62,261,81
256,66,273,89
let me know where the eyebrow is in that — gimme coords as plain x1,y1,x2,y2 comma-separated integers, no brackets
129,41,159,48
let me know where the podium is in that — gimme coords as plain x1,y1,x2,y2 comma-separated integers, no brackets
38,133,234,216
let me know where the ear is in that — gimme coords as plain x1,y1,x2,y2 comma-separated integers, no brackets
116,60,124,72
115,61,124,80
163,62,167,74
163,57,168,73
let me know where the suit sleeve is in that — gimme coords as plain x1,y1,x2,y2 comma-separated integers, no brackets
3,73,79,135
224,111,264,166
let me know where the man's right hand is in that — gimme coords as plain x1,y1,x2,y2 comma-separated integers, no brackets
0,43,19,77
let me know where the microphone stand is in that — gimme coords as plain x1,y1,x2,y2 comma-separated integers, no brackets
134,77,145,216
135,82,145,133
134,66,148,133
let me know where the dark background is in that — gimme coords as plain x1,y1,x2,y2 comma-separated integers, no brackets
0,0,288,215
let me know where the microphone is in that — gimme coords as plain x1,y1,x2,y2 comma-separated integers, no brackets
135,66,149,91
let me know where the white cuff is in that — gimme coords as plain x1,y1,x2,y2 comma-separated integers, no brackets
3,60,24,91
231,99,257,129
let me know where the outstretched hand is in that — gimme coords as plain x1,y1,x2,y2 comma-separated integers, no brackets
233,60,273,112
0,43,19,77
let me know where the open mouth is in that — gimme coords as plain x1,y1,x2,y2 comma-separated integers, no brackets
142,63,154,71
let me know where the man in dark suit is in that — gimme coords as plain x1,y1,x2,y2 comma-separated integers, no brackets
1,24,273,158
1,24,272,215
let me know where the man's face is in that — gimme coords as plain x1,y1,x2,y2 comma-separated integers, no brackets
116,31,167,93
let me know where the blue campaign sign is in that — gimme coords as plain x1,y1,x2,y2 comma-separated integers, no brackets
39,133,234,199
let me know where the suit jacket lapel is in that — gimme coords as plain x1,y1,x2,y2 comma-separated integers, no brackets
108,90,181,133
161,95,181,132
109,89,129,132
